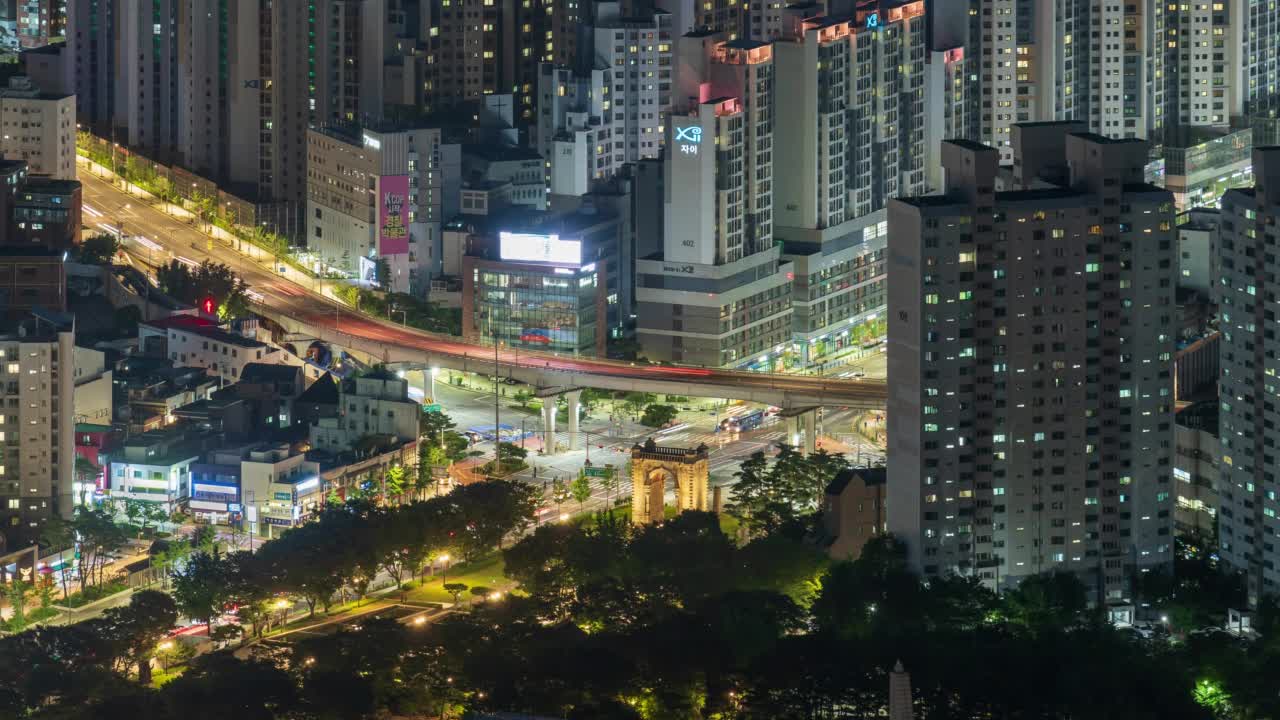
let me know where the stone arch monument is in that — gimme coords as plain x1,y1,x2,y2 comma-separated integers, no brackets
630,438,710,524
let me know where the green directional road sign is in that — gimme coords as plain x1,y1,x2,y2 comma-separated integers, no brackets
423,404,442,413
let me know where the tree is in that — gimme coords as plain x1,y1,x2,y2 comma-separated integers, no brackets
71,508,127,588
469,586,493,605
2,576,32,630
73,457,101,506
495,442,528,474
621,391,656,418
443,582,468,604
570,473,592,514
156,259,249,317
101,590,178,684
551,477,570,514
450,480,540,555
114,305,142,336
640,404,679,428
170,551,228,630
374,257,392,290
76,233,120,265
420,407,457,443
38,516,75,599
384,465,406,502
513,389,533,408
121,499,145,530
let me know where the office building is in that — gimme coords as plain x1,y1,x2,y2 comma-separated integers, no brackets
656,0,745,36
0,75,74,181
307,123,461,293
1217,147,1280,598
461,207,622,355
887,124,1177,601
0,311,75,549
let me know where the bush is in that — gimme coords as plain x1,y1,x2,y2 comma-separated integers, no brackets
62,581,130,608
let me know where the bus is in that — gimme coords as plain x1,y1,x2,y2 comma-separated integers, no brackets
720,410,765,433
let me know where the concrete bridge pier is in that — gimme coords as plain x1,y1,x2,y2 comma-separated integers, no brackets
779,406,820,455
542,398,557,455
566,390,582,451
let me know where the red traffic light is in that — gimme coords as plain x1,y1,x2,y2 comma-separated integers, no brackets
202,297,216,315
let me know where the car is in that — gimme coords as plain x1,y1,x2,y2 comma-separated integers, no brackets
850,370,866,378
503,377,519,385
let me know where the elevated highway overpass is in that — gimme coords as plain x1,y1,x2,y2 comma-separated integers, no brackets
80,163,888,410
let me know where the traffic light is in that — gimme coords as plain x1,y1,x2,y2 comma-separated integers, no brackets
202,297,215,315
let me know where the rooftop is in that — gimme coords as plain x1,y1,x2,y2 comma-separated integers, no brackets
239,362,302,385
463,143,542,163
142,315,268,349
826,467,887,496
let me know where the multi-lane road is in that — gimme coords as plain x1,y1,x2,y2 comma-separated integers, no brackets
80,162,889,408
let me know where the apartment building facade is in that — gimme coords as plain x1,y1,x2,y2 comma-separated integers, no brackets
887,124,1177,601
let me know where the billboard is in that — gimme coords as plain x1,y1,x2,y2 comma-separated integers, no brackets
379,175,410,255
519,328,553,345
499,232,581,265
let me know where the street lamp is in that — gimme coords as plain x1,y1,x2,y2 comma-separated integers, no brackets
430,366,440,406
438,553,450,584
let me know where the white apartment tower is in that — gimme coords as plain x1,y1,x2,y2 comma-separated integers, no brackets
0,76,75,181
887,123,1177,600
1217,147,1280,598
635,75,794,368
773,17,849,230
537,6,673,198
0,314,75,550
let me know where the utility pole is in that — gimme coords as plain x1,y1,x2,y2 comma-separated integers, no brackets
493,328,501,467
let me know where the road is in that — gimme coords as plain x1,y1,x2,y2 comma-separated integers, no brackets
78,160,888,408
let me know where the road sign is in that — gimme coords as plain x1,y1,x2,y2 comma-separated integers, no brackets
423,404,442,413
584,465,614,479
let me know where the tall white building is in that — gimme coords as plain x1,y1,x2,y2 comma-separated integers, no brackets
635,87,794,369
537,5,674,200
0,76,74,181
0,312,74,550
887,124,1177,600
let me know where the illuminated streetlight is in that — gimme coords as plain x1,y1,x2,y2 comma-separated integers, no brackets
157,640,174,651
488,591,502,602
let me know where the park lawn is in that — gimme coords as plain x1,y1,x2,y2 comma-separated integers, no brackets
403,553,509,604
150,666,186,688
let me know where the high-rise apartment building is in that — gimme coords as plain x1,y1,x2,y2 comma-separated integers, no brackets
0,76,74,181
66,0,116,134
0,310,74,551
657,0,746,36
887,123,1177,600
635,81,793,369
961,0,1155,160
117,0,179,159
1216,147,1280,599
537,5,673,199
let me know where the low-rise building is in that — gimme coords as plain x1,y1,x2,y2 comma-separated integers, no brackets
240,444,322,538
138,314,288,382
822,467,887,561
11,177,80,250
309,369,419,453
0,247,64,315
73,344,111,425
73,423,113,505
107,428,209,513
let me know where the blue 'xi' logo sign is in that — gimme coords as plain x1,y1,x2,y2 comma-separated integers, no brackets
675,126,702,144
